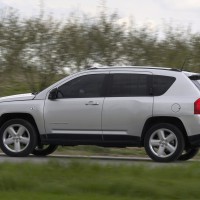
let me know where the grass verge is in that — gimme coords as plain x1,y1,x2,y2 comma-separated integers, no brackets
0,161,200,199
56,146,147,157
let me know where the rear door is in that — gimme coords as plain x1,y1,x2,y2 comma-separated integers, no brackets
102,71,153,144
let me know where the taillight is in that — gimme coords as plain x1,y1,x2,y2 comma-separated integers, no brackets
194,98,200,114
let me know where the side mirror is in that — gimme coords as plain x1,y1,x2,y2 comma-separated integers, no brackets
48,88,58,100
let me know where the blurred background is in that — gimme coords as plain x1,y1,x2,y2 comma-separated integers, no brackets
0,0,200,96
1,2,200,199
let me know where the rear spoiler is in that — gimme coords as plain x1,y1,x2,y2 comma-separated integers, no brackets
189,75,200,80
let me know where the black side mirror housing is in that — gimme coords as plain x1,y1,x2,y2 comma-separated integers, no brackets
48,88,58,100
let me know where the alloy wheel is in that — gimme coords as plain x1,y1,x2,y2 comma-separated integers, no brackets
149,128,178,158
3,124,30,153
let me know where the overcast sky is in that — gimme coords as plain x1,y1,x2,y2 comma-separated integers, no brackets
0,0,200,33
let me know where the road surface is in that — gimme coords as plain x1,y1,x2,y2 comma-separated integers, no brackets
0,153,192,167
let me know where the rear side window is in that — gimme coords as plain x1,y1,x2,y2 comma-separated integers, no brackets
153,75,176,96
108,74,151,97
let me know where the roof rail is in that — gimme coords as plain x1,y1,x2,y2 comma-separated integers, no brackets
86,66,181,72
87,66,99,70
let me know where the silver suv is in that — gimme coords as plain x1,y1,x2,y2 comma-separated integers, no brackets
0,66,200,162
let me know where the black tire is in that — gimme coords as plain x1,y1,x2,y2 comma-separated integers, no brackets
0,119,38,157
32,144,58,156
144,123,185,162
178,147,199,161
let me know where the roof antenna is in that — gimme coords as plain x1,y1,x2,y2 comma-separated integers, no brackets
181,57,188,71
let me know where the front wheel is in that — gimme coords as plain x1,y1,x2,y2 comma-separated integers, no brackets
144,123,185,162
0,119,38,157
32,144,58,156
178,147,199,161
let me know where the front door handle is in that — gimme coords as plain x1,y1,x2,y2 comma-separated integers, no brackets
85,101,99,105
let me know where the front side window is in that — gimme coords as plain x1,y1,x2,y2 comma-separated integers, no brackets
58,74,105,98
108,74,151,97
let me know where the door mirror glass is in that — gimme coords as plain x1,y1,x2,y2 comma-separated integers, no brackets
48,88,58,100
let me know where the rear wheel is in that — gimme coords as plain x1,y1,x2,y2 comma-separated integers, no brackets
32,144,58,156
144,123,185,162
178,147,199,161
0,119,37,157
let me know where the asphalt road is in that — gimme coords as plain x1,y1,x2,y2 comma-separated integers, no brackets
0,153,191,167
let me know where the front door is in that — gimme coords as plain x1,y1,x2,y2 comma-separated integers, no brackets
44,73,107,143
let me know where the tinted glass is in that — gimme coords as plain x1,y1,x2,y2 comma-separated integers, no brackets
188,75,200,91
153,75,176,96
58,74,105,98
191,80,200,91
108,74,150,97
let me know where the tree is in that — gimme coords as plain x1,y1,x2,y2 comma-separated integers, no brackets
155,25,191,69
19,15,64,91
57,16,92,72
123,25,158,66
88,11,125,66
0,4,200,96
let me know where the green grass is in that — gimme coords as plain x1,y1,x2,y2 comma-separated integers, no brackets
55,145,200,159
56,146,147,157
0,161,200,199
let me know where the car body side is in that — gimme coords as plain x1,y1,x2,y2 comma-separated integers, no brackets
0,68,200,148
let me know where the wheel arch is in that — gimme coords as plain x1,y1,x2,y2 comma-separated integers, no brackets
0,113,41,142
141,116,189,147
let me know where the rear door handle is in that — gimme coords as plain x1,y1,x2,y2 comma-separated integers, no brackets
85,101,99,105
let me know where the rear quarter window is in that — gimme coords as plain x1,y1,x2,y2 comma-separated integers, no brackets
191,80,200,91
153,75,176,96
188,75,200,91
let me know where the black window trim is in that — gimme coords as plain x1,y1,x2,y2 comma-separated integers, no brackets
56,73,176,99
105,73,176,97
